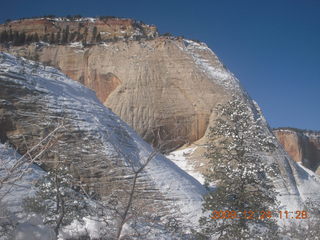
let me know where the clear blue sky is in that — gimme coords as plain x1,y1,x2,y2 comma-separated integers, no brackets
1,0,319,130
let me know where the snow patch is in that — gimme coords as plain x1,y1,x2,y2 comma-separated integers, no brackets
69,42,83,48
166,147,205,184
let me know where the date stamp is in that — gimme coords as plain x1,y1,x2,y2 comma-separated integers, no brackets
210,210,308,220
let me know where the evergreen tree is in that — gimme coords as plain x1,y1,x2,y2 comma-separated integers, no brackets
0,30,8,43
61,25,69,44
82,27,88,45
91,26,97,43
42,34,48,43
56,31,61,44
8,29,13,42
69,31,77,42
12,31,20,45
19,32,26,45
77,22,83,32
76,32,82,42
49,33,55,44
198,96,280,239
26,34,33,44
11,31,26,45
34,33,39,42
96,32,101,42
23,165,90,237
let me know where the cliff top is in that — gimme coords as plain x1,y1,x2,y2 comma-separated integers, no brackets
1,15,155,27
0,16,159,45
273,127,320,135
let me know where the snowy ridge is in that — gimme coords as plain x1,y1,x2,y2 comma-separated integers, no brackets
0,52,206,229
180,39,243,92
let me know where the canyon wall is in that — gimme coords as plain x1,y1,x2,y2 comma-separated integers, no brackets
274,128,320,174
1,23,235,149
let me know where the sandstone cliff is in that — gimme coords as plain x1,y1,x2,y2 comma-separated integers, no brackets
0,17,246,151
0,32,237,150
274,128,320,174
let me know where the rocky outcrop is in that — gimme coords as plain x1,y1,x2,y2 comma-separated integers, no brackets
274,128,320,174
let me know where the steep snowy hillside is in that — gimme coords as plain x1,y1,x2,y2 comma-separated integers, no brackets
0,143,55,240
0,52,206,238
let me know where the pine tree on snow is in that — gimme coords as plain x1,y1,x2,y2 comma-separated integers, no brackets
198,97,280,240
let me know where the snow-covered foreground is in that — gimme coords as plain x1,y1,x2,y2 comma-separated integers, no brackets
166,147,205,185
0,143,55,240
0,143,111,240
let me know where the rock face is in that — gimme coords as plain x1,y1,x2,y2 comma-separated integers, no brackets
274,128,320,174
0,52,205,234
0,18,240,149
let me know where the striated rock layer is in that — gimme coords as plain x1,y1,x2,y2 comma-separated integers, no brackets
0,17,158,44
274,128,320,174
0,19,238,149
0,52,205,233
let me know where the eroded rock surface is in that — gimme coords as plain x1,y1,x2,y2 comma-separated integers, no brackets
0,17,157,44
0,22,237,149
274,128,320,174
0,52,205,232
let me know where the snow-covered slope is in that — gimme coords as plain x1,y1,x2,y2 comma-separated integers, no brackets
0,143,55,240
0,52,206,238
166,147,205,184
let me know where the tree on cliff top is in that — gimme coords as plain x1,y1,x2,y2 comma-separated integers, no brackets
197,97,280,239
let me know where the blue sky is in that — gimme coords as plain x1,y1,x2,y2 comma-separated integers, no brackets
1,0,319,130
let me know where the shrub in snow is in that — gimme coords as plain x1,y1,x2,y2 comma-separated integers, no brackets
23,165,90,237
0,202,16,239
